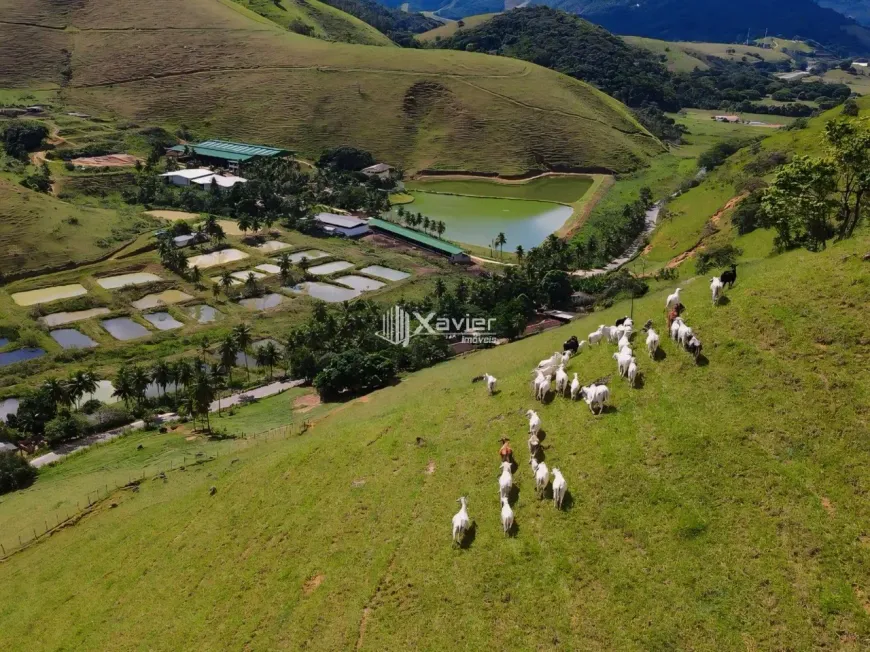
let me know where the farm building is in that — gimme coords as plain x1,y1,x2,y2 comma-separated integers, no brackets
191,173,247,189
368,218,471,263
167,140,291,173
314,213,370,238
713,115,740,123
361,163,394,180
159,169,213,186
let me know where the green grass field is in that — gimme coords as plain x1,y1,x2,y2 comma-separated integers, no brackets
415,13,498,43
0,229,868,649
235,0,394,46
0,0,662,176
624,37,792,71
0,179,158,277
406,174,594,203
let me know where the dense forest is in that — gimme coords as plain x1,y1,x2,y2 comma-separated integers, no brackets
390,0,870,55
433,7,854,129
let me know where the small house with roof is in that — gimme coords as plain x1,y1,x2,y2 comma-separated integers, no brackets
314,212,370,238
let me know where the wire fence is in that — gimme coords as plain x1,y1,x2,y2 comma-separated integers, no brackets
0,420,311,561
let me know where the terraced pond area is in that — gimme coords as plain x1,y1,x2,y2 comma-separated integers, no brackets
96,272,162,290
50,329,99,349
11,284,87,307
40,308,111,327
399,175,593,250
187,248,249,269
308,261,354,275
101,318,151,341
0,347,45,367
288,282,361,303
131,290,193,310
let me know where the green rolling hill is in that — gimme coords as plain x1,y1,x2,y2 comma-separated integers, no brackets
0,0,663,175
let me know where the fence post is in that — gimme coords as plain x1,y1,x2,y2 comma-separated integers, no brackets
1,543,5,556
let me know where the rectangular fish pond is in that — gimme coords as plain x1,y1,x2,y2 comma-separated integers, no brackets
11,284,88,307
187,248,249,269
0,398,20,422
256,241,292,252
307,261,354,276
283,250,329,264
50,329,99,349
131,290,194,310
143,312,184,331
185,305,222,324
239,294,285,310
286,282,361,303
333,275,386,292
0,348,45,368
101,318,151,341
40,308,111,327
359,265,411,282
96,272,162,290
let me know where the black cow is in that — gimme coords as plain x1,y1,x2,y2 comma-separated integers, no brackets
720,264,737,289
563,336,579,353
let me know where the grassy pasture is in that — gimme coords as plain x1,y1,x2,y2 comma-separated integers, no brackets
415,13,499,42
0,0,662,176
0,232,868,649
622,36,709,72
406,174,594,203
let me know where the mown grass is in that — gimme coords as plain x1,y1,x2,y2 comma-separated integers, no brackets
0,0,662,175
0,231,868,649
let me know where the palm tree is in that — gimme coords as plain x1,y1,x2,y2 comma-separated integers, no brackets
256,341,280,380
151,360,172,400
515,245,525,262
113,366,136,409
199,336,211,358
422,216,431,234
495,232,507,259
210,367,226,415
68,369,99,410
220,270,235,294
42,378,69,411
237,214,253,238
244,272,260,297
203,214,219,238
189,265,202,287
218,335,238,387
192,371,215,432
436,221,446,239
174,359,193,403
233,323,254,382
277,253,292,284
131,366,151,407
211,282,221,301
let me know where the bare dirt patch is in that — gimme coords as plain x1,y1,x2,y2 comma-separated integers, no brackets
146,210,199,222
303,574,324,596
72,153,140,167
821,496,835,516
356,607,372,650
425,460,436,475
293,393,321,413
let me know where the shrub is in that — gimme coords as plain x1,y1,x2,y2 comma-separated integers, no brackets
313,350,396,400
1,121,48,159
43,413,88,444
695,244,743,274
0,452,37,495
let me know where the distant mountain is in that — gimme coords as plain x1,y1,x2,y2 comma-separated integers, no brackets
817,0,870,27
390,0,870,55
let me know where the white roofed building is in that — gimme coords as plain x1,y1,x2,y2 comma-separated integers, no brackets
159,169,213,186
314,212,370,238
191,173,248,189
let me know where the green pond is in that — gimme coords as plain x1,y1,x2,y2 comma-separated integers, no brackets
397,176,592,250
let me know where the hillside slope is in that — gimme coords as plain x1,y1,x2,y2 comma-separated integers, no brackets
1,232,869,649
0,179,156,276
0,0,662,175
233,0,396,46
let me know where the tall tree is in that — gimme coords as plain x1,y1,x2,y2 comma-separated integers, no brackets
112,366,136,409
151,361,172,399
218,336,238,387
42,378,69,411
233,324,254,382
824,118,870,240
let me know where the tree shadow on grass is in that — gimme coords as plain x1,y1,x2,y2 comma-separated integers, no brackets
459,521,477,550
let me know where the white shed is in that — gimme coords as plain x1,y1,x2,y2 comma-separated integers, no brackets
159,169,213,186
314,212,370,238
191,173,248,189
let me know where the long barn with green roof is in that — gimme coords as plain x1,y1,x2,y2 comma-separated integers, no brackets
167,139,291,172
368,218,471,264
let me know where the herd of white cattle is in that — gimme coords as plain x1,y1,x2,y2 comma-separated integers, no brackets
452,280,727,546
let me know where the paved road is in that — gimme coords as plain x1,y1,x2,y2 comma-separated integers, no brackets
31,380,305,468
